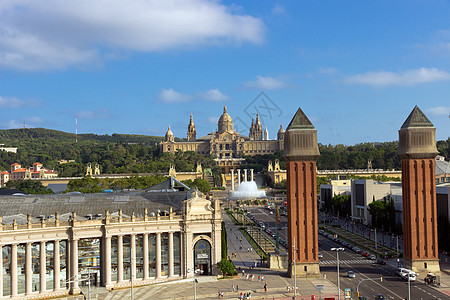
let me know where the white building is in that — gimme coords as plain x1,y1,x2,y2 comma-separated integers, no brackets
0,180,222,299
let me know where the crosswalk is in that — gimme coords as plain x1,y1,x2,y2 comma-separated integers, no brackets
319,259,374,265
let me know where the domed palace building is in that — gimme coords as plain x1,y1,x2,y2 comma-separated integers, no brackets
160,106,285,173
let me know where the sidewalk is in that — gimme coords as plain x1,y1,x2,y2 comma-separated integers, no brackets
58,212,339,300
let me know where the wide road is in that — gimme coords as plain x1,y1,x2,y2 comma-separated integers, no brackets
246,206,448,300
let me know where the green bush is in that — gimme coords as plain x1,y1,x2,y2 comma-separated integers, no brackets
217,259,237,276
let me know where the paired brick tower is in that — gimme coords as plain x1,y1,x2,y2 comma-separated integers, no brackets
284,108,320,277
398,106,440,274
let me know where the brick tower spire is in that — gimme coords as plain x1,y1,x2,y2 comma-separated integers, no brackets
398,106,440,274
284,107,320,277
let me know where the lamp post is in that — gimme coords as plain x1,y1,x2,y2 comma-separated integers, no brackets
356,277,383,298
188,268,203,300
331,248,344,300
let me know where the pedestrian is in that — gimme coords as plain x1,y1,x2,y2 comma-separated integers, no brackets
251,274,254,281
323,273,326,279
242,269,245,276
240,292,243,300
264,282,268,292
287,286,290,293
261,275,264,281
232,284,235,292
236,285,239,291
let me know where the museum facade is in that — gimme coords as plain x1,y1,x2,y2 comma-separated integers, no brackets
160,106,285,173
0,182,222,299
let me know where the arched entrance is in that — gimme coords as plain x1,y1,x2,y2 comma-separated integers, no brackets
193,239,211,275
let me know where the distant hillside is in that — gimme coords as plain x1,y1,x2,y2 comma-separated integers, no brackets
0,128,164,145
0,128,213,177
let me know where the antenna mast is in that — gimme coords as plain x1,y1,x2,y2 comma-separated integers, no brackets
75,113,78,143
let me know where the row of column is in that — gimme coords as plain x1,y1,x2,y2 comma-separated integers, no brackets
0,231,179,297
230,169,254,190
0,241,62,297
103,232,176,287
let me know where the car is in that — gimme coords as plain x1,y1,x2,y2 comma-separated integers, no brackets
401,272,417,282
369,255,376,260
358,297,368,300
376,259,386,265
318,252,323,258
347,271,356,278
374,295,385,300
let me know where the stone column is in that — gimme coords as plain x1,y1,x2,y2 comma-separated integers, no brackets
143,233,149,280
25,242,32,295
237,169,241,185
40,241,46,292
11,244,18,297
54,240,60,291
131,234,136,282
70,239,79,294
156,233,161,278
117,235,124,282
250,169,254,182
104,236,112,287
168,232,174,277
230,169,235,191
244,169,248,182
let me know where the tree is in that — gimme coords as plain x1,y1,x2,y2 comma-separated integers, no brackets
5,180,53,194
217,259,237,276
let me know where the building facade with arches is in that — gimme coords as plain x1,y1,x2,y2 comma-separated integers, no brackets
0,188,222,299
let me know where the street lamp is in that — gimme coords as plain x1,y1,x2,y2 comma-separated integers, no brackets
331,248,345,300
356,277,382,298
188,268,204,300
370,229,377,250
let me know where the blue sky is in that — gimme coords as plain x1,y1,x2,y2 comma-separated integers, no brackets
0,0,449,145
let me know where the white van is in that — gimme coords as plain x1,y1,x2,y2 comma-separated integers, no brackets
396,268,410,276
401,272,417,282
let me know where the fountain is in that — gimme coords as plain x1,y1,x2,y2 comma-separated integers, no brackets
231,180,266,199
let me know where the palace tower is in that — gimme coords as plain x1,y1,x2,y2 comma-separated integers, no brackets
187,114,196,141
398,106,440,274
284,108,320,277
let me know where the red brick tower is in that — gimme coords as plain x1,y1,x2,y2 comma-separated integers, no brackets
398,106,440,274
284,108,320,277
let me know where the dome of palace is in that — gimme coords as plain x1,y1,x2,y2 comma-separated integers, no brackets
218,106,234,134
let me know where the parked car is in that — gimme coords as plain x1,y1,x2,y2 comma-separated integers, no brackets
358,297,368,300
375,295,385,300
347,271,356,278
318,252,323,258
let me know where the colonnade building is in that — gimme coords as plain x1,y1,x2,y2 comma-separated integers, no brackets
0,182,221,299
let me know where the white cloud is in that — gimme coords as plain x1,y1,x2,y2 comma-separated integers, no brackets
272,4,286,15
208,116,219,124
197,89,229,102
0,95,40,108
318,67,338,76
0,0,264,71
157,88,191,103
77,109,109,120
344,68,450,87
0,96,25,108
425,106,450,116
243,76,288,90
7,116,43,129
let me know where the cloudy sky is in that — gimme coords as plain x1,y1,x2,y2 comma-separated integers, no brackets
1,0,449,145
